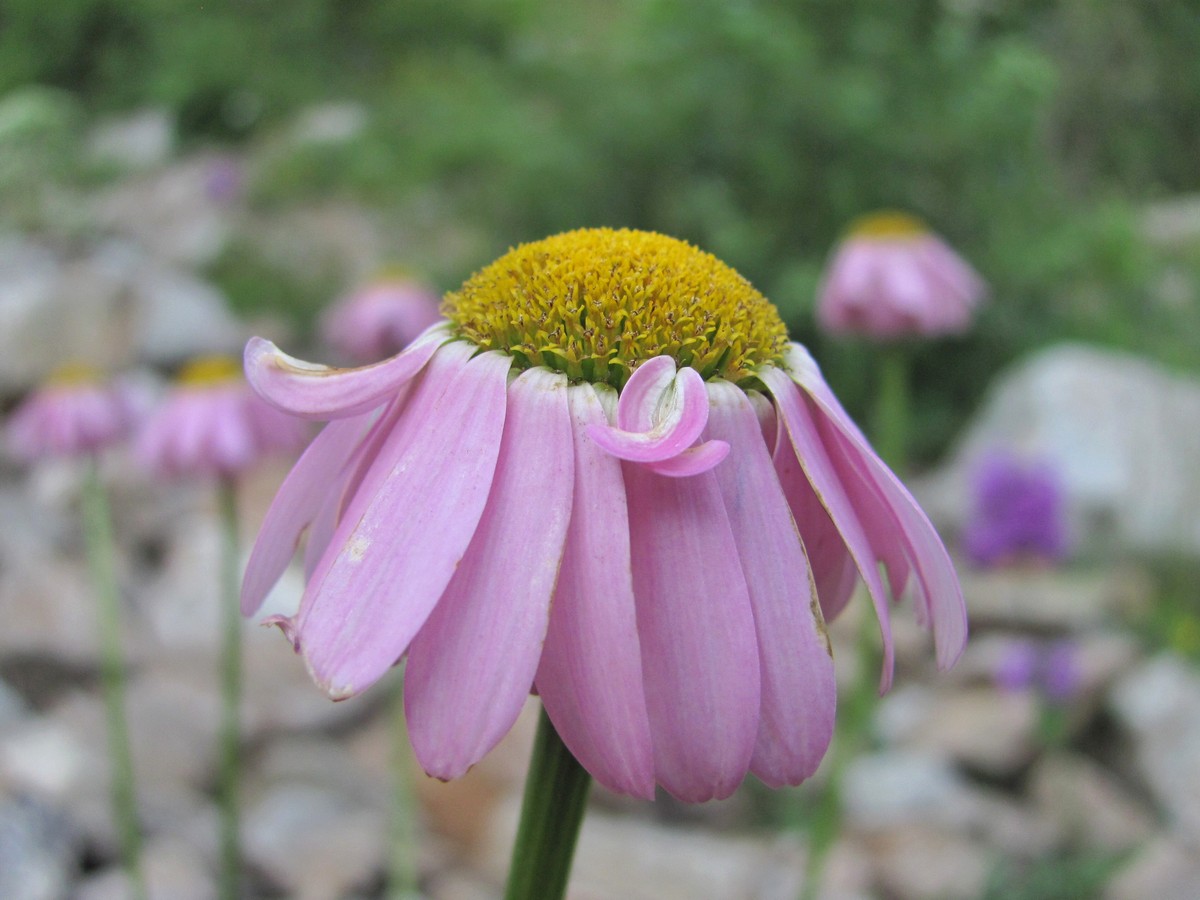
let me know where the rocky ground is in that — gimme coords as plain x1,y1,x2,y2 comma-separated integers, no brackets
2,104,1200,899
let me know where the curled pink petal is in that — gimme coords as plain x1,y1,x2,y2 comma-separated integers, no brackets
536,384,656,799
586,356,715,464
292,344,511,699
706,381,836,786
244,324,447,420
405,368,574,780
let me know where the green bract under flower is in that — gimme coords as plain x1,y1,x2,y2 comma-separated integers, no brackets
443,228,790,387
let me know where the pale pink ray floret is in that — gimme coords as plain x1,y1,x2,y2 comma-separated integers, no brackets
241,327,966,803
7,377,138,461
320,276,444,363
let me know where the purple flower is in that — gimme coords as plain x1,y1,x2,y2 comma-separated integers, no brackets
817,211,986,340
7,366,137,460
135,356,308,479
994,637,1080,704
963,451,1069,568
319,275,444,363
241,228,967,802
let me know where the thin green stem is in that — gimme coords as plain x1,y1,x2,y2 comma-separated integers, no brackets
81,461,146,900
503,706,592,900
872,345,911,474
216,478,243,900
387,677,419,900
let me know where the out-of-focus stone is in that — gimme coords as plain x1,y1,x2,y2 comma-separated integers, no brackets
1109,655,1200,843
289,102,368,146
1029,752,1156,852
0,795,77,900
882,687,1040,777
75,835,214,900
484,796,810,900
957,567,1151,631
1104,836,1200,900
864,825,990,900
86,109,175,171
90,158,235,267
0,718,87,799
916,344,1200,560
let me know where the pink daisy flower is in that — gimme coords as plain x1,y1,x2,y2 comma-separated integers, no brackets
320,274,444,363
816,211,986,340
136,356,309,479
242,229,967,802
7,365,137,460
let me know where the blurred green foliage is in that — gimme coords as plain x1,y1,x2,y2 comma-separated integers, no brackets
2,0,1198,457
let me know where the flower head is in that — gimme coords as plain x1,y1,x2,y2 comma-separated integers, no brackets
816,211,985,340
994,637,1080,704
243,228,966,802
320,274,444,362
7,364,136,461
963,451,1068,568
135,355,308,479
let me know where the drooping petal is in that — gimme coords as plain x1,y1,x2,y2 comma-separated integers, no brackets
405,368,574,780
625,459,760,801
705,381,836,786
586,356,724,471
290,342,511,699
772,437,859,622
536,383,656,799
787,346,967,670
762,365,896,692
241,411,376,615
244,323,448,420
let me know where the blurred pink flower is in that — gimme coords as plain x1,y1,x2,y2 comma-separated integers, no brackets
320,276,443,362
135,356,308,479
241,229,966,803
7,366,136,460
816,211,986,340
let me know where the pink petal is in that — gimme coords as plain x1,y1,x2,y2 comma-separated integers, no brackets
762,365,896,692
535,383,656,799
243,324,447,420
404,368,574,780
586,356,721,466
772,435,859,622
625,460,760,802
291,343,511,699
788,348,967,670
241,412,376,615
706,382,836,786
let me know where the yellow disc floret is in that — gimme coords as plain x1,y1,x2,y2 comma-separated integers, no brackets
444,228,789,387
177,355,242,386
47,362,103,387
848,210,929,240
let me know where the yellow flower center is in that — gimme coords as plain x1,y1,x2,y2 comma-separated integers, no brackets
177,355,242,386
848,210,929,240
443,228,789,387
47,362,103,386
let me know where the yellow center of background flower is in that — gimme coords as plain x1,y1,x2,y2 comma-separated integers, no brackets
177,355,242,386
444,228,789,387
47,362,103,386
848,210,929,240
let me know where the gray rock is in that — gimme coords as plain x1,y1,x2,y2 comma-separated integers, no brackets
1104,835,1200,900
864,825,989,900
957,567,1151,632
86,109,175,171
0,795,77,900
916,343,1200,559
1109,655,1200,842
1029,752,1156,852
289,102,369,146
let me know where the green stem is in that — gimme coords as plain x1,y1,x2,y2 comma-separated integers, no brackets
872,345,911,474
81,461,146,900
387,678,419,900
216,478,243,900
503,706,592,900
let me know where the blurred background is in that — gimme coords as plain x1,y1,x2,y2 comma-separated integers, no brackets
1,1,1199,898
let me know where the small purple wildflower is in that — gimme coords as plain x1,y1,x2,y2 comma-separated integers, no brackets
963,451,1068,568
